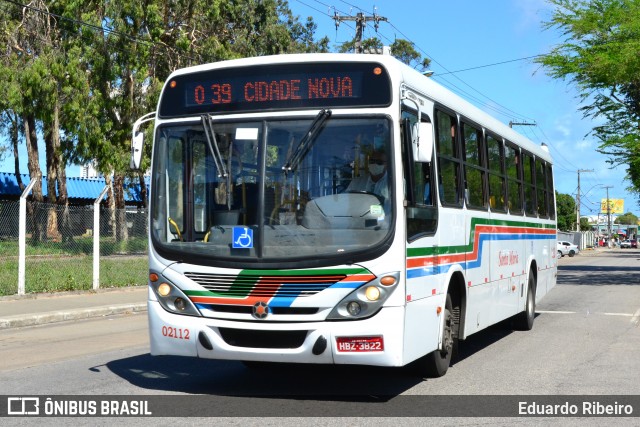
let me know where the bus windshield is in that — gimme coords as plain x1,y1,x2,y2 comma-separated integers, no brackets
150,115,394,265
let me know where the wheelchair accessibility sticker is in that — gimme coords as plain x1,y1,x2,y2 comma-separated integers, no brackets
232,227,253,249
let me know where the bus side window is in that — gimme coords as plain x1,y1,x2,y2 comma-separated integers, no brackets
435,110,462,207
461,121,486,210
505,143,523,214
546,163,556,219
487,134,507,212
523,152,536,216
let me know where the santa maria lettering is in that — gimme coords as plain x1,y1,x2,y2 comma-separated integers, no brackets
498,250,519,267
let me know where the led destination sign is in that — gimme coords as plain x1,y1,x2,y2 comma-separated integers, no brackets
159,62,391,117
188,74,358,106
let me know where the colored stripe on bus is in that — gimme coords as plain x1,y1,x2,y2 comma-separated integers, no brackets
406,219,555,279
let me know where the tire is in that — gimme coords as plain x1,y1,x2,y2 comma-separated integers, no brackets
514,273,536,331
557,250,563,258
569,250,575,257
413,293,456,378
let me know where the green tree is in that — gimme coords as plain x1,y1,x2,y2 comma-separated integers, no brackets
579,216,591,231
338,37,431,70
615,212,639,225
0,0,61,242
536,0,640,201
556,191,576,231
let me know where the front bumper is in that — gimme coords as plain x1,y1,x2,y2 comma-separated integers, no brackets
148,299,406,367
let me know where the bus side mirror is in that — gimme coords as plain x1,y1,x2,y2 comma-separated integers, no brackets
130,112,156,170
130,131,144,170
411,122,433,162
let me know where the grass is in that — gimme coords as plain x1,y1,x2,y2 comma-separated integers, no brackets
0,253,148,296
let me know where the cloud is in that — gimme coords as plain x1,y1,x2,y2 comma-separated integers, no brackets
575,139,593,151
514,0,554,30
553,114,573,139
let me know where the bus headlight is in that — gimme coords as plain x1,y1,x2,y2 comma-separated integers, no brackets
149,272,201,317
327,271,400,320
365,286,381,301
157,282,171,297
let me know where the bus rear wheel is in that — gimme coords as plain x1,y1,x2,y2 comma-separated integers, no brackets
414,293,455,378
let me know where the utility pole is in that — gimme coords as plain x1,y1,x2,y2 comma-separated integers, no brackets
576,169,594,231
604,185,613,246
333,11,387,54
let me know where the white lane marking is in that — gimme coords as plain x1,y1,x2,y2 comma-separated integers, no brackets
538,310,638,322
536,310,576,314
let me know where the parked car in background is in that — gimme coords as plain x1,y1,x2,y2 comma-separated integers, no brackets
557,242,568,257
620,239,632,248
631,239,638,248
557,240,579,257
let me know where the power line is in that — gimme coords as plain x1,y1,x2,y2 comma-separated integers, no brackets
296,0,543,124
384,20,536,123
576,169,594,231
294,0,538,123
337,0,364,12
436,55,543,76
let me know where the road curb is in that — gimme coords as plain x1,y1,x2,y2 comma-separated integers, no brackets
0,286,147,302
0,303,147,330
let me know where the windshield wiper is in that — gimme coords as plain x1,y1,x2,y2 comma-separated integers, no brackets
201,114,228,178
282,109,332,174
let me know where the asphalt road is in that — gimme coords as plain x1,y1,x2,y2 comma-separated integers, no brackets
1,249,639,424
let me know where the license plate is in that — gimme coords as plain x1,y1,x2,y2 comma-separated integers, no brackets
336,336,384,352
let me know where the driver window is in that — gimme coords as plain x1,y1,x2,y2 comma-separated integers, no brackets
402,108,437,240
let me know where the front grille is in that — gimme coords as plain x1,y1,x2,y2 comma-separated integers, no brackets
218,328,308,349
206,304,318,315
184,272,346,297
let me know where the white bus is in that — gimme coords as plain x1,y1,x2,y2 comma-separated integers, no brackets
131,52,557,377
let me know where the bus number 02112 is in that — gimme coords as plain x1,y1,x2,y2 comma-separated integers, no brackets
161,325,191,340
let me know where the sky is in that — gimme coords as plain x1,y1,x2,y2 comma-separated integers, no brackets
0,0,635,217
289,0,637,217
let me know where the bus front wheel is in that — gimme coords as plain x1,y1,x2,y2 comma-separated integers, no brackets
513,273,536,331
414,293,455,378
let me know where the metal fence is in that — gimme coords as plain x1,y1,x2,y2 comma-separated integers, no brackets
0,200,148,296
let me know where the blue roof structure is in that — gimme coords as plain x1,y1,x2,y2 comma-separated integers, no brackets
0,172,148,203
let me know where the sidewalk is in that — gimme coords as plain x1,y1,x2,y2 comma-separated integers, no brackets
0,286,147,329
